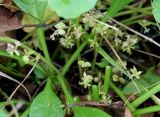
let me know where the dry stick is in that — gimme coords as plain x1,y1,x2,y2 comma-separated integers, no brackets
9,101,24,117
94,19,120,31
64,101,108,108
103,37,141,93
0,4,19,10
0,88,19,116
7,59,38,103
134,49,160,59
109,17,160,48
21,24,55,32
0,71,31,100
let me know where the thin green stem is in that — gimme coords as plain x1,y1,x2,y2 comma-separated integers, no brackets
57,75,74,103
0,37,58,73
20,107,30,117
115,7,152,17
122,14,149,24
36,28,51,64
21,28,38,42
98,47,128,77
0,51,44,72
76,41,83,78
0,64,24,78
61,40,88,76
109,82,136,112
131,83,160,107
133,105,160,116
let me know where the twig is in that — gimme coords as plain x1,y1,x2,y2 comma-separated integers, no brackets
6,59,38,103
0,71,31,100
109,17,160,48
134,49,160,59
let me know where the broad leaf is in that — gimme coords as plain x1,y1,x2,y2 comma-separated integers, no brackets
21,6,59,32
73,107,111,117
152,0,160,23
29,78,63,117
13,0,47,20
48,0,97,19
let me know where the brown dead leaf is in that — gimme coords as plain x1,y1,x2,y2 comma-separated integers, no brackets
0,6,21,34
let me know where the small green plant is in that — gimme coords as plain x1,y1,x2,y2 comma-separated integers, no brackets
0,0,160,117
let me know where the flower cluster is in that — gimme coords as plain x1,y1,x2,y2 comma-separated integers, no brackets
7,41,21,56
50,22,84,49
79,72,93,88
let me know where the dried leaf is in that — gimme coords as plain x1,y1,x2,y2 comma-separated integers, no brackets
0,6,21,34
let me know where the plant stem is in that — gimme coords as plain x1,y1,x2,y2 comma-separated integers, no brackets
0,37,58,73
133,105,160,116
121,14,148,24
76,41,83,78
20,107,30,117
98,47,128,77
36,28,51,64
57,75,74,103
131,83,160,107
103,66,111,95
115,8,151,17
0,64,24,78
0,51,44,72
61,40,88,76
109,82,136,112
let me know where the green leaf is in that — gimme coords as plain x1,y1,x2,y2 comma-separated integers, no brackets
73,107,111,117
29,78,64,117
13,0,47,20
103,0,133,21
96,58,109,68
107,0,133,17
152,0,160,23
34,68,46,79
0,108,8,117
48,0,97,19
98,47,128,77
123,68,160,94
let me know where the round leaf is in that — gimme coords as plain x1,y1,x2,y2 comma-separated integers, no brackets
48,0,97,19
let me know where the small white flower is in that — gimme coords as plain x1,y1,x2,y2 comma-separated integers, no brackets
23,55,29,63
6,42,21,56
55,22,67,29
130,66,142,79
89,40,99,48
57,29,66,35
59,37,74,48
79,72,93,88
6,43,15,56
78,60,91,68
15,41,21,47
